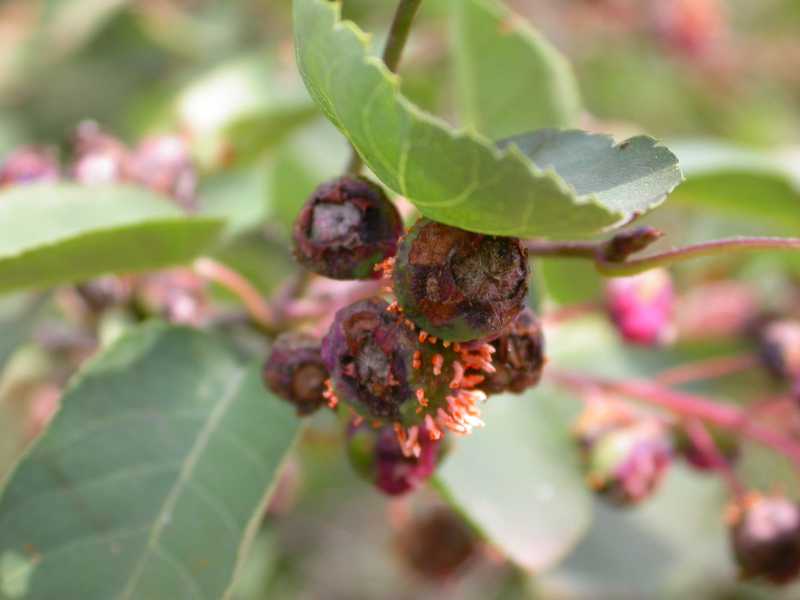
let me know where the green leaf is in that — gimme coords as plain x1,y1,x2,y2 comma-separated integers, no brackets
452,0,581,139
543,469,737,598
0,295,45,373
436,386,591,572
0,184,223,294
669,140,800,231
499,129,683,216
0,323,299,600
294,0,681,237
176,52,318,169
224,106,319,165
538,259,602,305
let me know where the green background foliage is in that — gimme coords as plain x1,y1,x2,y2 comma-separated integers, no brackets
0,0,799,597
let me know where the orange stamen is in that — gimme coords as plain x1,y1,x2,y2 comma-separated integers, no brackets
432,353,444,376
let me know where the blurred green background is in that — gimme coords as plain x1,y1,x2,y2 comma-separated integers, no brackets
2,1,800,598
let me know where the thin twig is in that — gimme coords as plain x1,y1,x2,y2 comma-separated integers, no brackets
549,369,800,471
655,354,759,387
344,0,423,175
596,237,800,276
193,258,275,332
526,235,800,277
684,418,746,497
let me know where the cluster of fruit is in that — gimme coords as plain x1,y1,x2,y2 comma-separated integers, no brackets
263,175,544,495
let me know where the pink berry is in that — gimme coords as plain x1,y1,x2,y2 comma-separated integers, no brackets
606,269,675,346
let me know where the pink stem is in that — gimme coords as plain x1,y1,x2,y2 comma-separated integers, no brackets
526,236,800,277
684,418,745,497
193,258,276,331
655,354,759,386
549,370,800,470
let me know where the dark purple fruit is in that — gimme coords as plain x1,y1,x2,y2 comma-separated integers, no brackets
322,298,493,438
293,176,403,280
263,332,329,416
730,494,800,584
392,218,528,342
346,422,445,496
394,506,478,580
479,308,544,395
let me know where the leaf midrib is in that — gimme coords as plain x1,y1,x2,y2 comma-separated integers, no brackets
117,367,246,600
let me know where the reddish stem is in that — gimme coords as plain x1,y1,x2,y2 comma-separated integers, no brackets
549,370,800,470
655,354,759,386
684,418,745,497
193,258,276,332
597,237,800,276
526,236,800,277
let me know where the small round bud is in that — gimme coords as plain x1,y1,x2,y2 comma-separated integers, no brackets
584,420,672,506
573,397,636,450
394,506,478,580
652,0,725,60
606,268,675,346
758,319,800,382
263,332,329,416
71,121,131,186
730,494,800,584
393,218,528,342
74,276,136,314
136,269,211,326
129,134,197,211
0,147,60,187
346,422,445,496
479,308,544,395
293,176,403,280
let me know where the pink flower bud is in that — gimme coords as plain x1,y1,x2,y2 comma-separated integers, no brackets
0,147,60,187
129,134,197,211
606,269,676,346
71,121,131,186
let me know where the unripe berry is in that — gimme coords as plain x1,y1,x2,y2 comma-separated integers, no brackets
573,397,636,450
606,268,675,346
758,319,800,382
394,506,478,580
479,308,544,395
0,147,60,187
293,176,403,280
576,403,672,507
263,332,329,416
393,218,528,342
346,422,445,496
729,494,800,584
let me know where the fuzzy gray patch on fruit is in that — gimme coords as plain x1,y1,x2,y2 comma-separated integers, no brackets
310,202,362,245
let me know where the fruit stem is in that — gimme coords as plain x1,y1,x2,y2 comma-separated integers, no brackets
345,0,423,175
526,235,800,277
684,418,746,498
382,0,424,73
193,257,276,333
549,369,800,471
654,354,759,386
